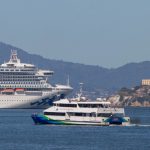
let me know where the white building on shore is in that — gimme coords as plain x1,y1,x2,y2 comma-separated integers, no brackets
141,79,150,86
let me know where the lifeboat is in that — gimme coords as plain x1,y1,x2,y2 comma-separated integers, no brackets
15,88,25,94
2,89,14,92
1,89,14,95
15,88,24,91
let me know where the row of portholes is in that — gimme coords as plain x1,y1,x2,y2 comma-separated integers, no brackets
0,99,29,101
0,76,37,81
0,74,35,76
0,69,34,72
0,82,42,84
0,85,48,88
0,76,38,79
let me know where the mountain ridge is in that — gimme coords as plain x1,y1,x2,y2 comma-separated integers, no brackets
0,42,150,95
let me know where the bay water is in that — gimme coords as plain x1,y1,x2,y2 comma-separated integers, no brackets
0,107,150,150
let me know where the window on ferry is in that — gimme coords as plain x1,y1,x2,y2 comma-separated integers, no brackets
58,104,77,107
68,112,88,117
97,113,112,117
78,104,104,108
74,113,88,117
90,104,103,108
78,104,89,108
44,112,65,116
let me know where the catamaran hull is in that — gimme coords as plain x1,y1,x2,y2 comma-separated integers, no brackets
31,114,130,126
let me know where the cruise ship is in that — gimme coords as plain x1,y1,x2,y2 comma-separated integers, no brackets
0,50,73,108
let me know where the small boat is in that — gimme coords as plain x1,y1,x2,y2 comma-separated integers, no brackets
31,84,130,126
15,88,25,94
15,88,24,91
1,89,14,95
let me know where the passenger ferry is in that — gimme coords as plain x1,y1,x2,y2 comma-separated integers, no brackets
32,84,130,126
0,50,73,108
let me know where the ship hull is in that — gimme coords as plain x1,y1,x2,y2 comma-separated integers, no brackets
31,114,130,126
0,91,66,109
31,114,109,126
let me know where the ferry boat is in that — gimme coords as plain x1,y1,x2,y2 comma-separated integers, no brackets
31,84,130,126
0,50,73,108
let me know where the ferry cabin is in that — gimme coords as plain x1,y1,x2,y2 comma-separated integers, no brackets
43,99,127,123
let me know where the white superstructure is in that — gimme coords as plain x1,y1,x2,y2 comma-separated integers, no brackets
0,50,72,108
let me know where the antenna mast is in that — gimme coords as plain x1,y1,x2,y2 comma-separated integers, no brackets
79,83,83,97
67,75,70,86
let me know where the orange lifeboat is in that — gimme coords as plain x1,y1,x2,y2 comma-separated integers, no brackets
15,88,24,92
15,88,25,94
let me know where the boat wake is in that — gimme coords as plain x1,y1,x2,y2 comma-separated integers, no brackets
126,124,150,127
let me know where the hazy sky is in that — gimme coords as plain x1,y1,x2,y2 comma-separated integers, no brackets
0,0,150,68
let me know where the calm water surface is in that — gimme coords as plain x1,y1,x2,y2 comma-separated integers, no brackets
0,107,150,150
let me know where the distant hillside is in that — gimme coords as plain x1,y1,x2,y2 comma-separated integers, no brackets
109,85,150,107
1,42,150,95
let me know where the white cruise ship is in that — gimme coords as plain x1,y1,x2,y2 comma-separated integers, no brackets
0,50,73,108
